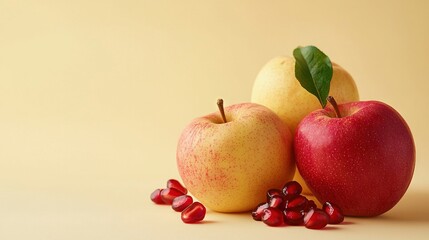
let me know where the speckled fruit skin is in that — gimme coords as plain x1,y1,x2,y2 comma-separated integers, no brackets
251,56,359,194
177,103,295,212
294,101,415,217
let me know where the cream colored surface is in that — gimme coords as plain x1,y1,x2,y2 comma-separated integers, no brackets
0,0,428,239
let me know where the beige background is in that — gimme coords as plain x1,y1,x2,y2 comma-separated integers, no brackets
1,0,428,239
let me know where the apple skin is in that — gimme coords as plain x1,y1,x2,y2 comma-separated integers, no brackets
176,103,295,212
251,56,359,134
251,56,359,194
294,101,415,217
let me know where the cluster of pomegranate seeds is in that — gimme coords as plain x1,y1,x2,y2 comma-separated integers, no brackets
150,179,206,223
251,180,344,229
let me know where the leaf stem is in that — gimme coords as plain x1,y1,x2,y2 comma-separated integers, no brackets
327,96,342,118
217,99,227,123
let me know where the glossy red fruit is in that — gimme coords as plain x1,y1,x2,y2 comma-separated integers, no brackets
282,181,302,198
167,179,188,194
285,195,308,210
160,188,185,204
261,207,284,226
304,200,317,212
323,202,344,224
266,189,283,202
269,195,285,209
252,202,269,221
181,202,206,223
172,195,193,212
283,209,305,225
304,209,329,229
150,188,165,204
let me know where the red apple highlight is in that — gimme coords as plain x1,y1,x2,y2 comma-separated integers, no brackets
294,100,415,217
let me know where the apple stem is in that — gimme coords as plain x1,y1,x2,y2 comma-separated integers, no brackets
327,96,342,118
217,99,228,123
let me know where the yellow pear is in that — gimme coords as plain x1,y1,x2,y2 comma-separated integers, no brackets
251,56,359,194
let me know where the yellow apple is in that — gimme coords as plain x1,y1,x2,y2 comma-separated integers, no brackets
177,100,295,212
251,56,359,194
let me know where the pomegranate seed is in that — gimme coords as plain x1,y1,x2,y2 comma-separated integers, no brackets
304,209,329,229
283,209,305,225
285,195,308,211
323,202,344,224
262,207,284,226
172,195,193,212
282,181,302,198
167,179,187,195
252,202,269,221
269,195,285,209
150,188,165,204
160,188,185,204
304,200,317,212
266,189,283,201
181,202,206,223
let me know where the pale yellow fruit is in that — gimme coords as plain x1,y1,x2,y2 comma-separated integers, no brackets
251,56,359,194
177,103,294,212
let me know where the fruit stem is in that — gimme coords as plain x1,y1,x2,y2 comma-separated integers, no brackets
217,99,228,123
327,96,342,118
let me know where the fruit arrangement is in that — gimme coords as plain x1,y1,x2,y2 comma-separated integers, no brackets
150,45,415,228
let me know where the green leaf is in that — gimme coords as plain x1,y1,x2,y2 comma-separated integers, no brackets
293,46,333,108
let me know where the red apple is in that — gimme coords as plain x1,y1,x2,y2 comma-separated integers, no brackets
294,100,415,217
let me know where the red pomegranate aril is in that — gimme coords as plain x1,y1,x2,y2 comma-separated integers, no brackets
172,195,193,212
283,209,305,225
285,195,308,211
266,189,283,202
167,179,188,195
304,200,317,212
252,202,269,221
150,188,165,204
262,207,284,226
269,195,285,209
323,202,344,224
282,181,302,197
181,202,206,223
166,179,188,195
304,209,329,229
160,188,185,204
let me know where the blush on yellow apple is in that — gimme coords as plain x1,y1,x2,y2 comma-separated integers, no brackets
176,100,295,212
251,56,359,194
